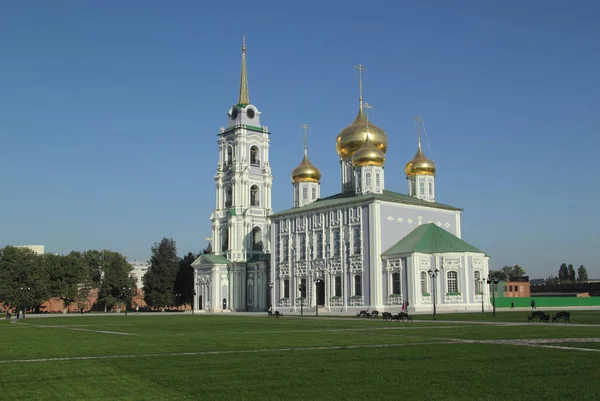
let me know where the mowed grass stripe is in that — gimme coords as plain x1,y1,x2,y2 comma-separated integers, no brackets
0,341,455,364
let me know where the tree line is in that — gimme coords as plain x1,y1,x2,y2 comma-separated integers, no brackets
489,265,527,281
0,237,209,313
546,263,588,283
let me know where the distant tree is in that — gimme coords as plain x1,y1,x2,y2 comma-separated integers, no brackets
577,265,589,282
500,265,527,281
97,250,137,311
545,274,559,284
0,246,50,312
174,252,200,307
558,263,569,281
44,253,87,312
567,264,576,282
143,238,180,310
489,270,507,281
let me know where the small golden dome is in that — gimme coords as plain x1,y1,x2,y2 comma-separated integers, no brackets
336,108,388,159
291,149,321,183
405,139,436,177
352,135,385,167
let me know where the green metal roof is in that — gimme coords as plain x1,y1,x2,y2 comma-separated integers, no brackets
192,253,231,266
271,189,461,218
382,223,485,256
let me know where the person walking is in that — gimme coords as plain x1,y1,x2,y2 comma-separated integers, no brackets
531,299,536,309
511,300,515,309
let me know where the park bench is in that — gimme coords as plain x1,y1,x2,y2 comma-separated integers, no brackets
527,311,550,322
551,311,571,323
382,312,393,321
267,310,283,318
393,312,412,322
369,310,379,319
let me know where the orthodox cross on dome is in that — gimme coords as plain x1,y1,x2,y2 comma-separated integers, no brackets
363,102,373,133
300,123,310,156
354,64,367,110
238,36,250,105
415,116,422,148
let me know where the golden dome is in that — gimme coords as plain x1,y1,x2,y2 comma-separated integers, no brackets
336,108,388,159
405,139,436,177
352,135,385,167
291,149,321,183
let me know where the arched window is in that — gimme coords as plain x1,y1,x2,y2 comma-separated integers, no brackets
411,180,416,196
474,271,481,293
365,172,372,187
354,275,362,296
284,279,290,298
311,187,317,200
252,227,263,251
250,185,259,206
376,172,381,188
447,271,458,293
428,181,433,197
226,146,233,166
302,187,308,200
421,271,428,294
250,146,259,166
419,181,425,196
225,185,232,208
353,227,361,254
333,230,340,256
300,278,307,298
392,272,401,295
221,226,229,252
247,284,253,304
335,276,342,297
316,232,323,259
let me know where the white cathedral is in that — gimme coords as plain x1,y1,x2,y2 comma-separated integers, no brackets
192,41,491,314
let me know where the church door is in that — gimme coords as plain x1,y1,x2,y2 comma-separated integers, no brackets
316,280,325,306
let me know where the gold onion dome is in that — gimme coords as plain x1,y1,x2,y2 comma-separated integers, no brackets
291,148,321,183
405,139,436,177
336,108,388,159
352,134,385,167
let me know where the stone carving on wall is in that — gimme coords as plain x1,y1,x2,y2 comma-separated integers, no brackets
278,262,290,278
198,275,211,285
280,220,289,234
443,258,461,269
407,218,413,224
420,257,431,270
329,211,340,227
349,256,363,273
295,261,307,277
396,217,403,223
473,259,483,269
387,294,403,305
444,222,451,229
313,215,323,229
350,208,361,224
328,258,342,274
385,259,402,272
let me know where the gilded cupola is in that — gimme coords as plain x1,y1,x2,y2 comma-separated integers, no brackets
291,147,321,183
352,134,385,167
405,137,436,177
336,64,388,159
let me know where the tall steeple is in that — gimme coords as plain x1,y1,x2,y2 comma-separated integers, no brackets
238,36,250,106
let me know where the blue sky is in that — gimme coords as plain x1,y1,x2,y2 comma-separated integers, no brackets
1,0,598,278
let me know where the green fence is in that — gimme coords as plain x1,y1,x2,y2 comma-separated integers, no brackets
493,297,600,308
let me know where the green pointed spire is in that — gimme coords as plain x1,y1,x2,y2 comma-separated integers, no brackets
238,36,249,106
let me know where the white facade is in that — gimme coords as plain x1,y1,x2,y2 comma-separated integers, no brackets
14,245,45,255
128,260,149,289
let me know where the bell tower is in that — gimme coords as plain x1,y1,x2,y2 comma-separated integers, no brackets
405,117,436,202
211,37,273,262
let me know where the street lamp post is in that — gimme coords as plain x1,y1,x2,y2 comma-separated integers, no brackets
487,277,499,317
121,287,132,316
268,282,274,312
299,283,305,316
196,282,201,312
314,278,322,317
427,269,439,320
478,278,486,313
20,287,31,319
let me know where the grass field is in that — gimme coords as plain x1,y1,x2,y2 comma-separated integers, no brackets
1,310,599,401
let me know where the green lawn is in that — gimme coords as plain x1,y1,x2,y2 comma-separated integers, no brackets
1,312,599,401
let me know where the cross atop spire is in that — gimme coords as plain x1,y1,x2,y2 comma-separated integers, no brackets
300,124,310,156
364,102,373,132
354,64,367,111
238,36,250,106
415,116,422,148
